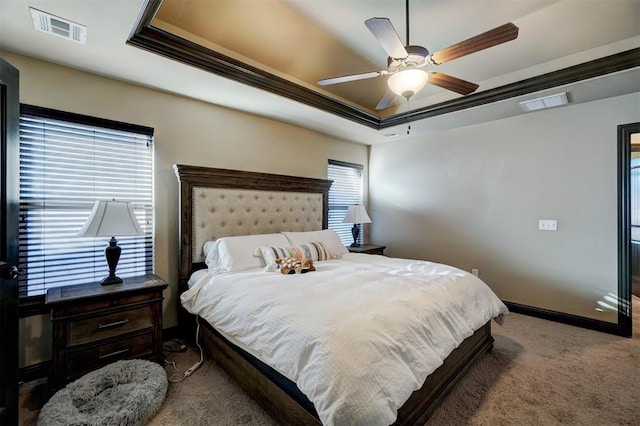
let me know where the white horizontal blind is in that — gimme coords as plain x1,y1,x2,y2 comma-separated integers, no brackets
327,160,364,246
18,107,154,297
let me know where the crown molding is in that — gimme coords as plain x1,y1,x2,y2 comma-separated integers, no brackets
128,0,639,130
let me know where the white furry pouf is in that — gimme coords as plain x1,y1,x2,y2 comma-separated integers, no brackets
38,359,168,426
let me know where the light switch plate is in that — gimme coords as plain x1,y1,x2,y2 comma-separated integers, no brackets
538,219,558,231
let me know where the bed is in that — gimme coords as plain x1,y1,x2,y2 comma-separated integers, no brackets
174,164,507,425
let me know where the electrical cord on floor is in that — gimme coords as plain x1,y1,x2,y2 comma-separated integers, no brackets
168,317,204,383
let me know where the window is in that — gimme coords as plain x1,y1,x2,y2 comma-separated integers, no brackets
327,160,365,246
18,105,154,298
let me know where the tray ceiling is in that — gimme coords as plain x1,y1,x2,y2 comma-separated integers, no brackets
1,0,639,143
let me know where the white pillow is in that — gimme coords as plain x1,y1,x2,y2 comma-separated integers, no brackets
282,229,348,256
203,233,290,272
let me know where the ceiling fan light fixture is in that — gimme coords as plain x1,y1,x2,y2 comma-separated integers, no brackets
388,68,429,99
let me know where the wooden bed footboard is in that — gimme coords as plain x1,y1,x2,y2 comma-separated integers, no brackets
395,322,493,424
198,315,492,426
199,319,321,425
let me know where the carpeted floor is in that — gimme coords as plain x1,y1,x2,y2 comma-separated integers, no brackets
20,297,640,425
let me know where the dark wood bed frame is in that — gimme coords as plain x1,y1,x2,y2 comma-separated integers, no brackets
175,164,494,425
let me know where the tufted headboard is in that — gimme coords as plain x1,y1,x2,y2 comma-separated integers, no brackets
174,165,332,294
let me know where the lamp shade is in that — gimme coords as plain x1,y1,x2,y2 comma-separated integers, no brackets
343,205,372,224
78,200,144,237
387,68,429,98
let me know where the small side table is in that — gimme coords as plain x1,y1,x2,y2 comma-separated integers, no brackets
45,274,168,391
347,244,386,255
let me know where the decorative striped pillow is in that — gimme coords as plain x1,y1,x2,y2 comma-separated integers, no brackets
259,241,338,270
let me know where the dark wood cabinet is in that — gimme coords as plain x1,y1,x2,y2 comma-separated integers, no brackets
347,244,386,255
45,274,168,390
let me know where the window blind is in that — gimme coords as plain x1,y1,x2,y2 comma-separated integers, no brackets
18,106,154,298
327,160,364,246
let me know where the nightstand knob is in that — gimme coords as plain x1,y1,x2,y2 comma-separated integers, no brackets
111,300,118,306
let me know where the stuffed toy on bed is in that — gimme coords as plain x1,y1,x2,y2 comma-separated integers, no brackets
275,256,316,274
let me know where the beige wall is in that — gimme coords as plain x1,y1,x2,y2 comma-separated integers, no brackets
9,48,637,366
369,93,640,323
3,51,368,367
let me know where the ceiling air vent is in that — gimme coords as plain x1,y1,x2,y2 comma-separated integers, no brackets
519,92,569,112
382,132,401,138
30,8,87,45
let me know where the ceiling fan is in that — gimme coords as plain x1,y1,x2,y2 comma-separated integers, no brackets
317,0,519,110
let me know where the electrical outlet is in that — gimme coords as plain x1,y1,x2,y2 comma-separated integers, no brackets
471,268,479,277
538,219,558,231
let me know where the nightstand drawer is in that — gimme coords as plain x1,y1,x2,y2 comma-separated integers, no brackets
65,332,154,381
55,291,159,318
68,305,153,346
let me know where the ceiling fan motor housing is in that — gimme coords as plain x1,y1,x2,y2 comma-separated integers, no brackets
387,45,429,70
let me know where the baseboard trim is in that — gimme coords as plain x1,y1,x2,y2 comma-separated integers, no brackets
19,362,49,384
504,301,624,336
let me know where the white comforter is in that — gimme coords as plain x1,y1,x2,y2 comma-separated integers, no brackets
181,253,508,426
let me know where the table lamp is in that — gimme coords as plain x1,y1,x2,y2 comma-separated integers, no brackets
343,205,371,247
78,200,144,285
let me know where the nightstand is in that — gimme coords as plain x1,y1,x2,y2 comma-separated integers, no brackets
45,274,168,390
347,244,386,255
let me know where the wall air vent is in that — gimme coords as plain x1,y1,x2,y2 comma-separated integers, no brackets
519,92,569,112
30,7,87,45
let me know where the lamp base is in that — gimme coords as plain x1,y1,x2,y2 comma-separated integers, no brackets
102,237,123,286
101,275,123,286
350,223,361,247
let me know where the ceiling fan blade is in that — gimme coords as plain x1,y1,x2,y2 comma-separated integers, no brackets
428,72,479,95
431,23,519,65
375,90,397,110
365,18,408,59
317,71,385,86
